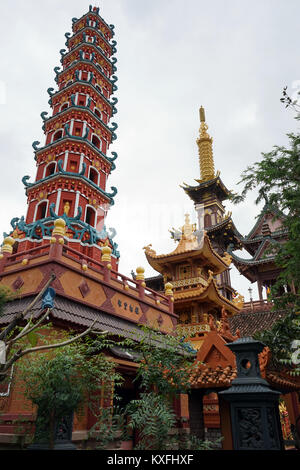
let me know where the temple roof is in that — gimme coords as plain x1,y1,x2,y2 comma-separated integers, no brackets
189,330,300,393
243,203,286,241
227,237,278,267
228,309,289,337
144,214,232,275
173,272,241,315
181,173,230,204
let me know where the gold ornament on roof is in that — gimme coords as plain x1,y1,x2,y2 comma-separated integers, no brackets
1,236,15,254
196,106,215,182
143,244,156,256
232,293,244,310
136,266,145,281
165,282,173,296
101,245,112,262
52,218,66,237
222,252,232,266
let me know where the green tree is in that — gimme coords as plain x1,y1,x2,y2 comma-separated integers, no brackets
231,91,300,372
0,275,97,383
123,326,213,450
19,339,124,449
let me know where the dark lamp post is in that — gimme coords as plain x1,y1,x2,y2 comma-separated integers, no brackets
219,337,284,450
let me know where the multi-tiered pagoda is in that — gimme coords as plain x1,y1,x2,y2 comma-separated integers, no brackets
181,107,242,301
8,5,119,265
0,7,178,449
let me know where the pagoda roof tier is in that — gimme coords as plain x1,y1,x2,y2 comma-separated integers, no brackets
144,231,232,275
67,29,115,67
227,248,281,283
206,216,243,251
181,172,230,204
173,272,241,315
23,170,117,206
228,237,278,267
51,80,113,112
72,7,115,39
44,107,114,141
33,136,116,170
70,23,113,52
58,58,114,93
234,204,287,251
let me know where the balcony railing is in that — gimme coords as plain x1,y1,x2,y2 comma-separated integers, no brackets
242,300,273,312
176,322,210,338
172,276,208,289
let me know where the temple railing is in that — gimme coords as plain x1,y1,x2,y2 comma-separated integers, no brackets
172,276,208,289
176,322,210,337
0,240,173,314
241,300,273,312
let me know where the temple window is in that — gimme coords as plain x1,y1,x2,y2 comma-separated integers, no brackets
179,265,192,280
89,167,99,185
45,162,56,177
95,84,102,94
91,134,101,149
78,95,86,106
204,213,211,227
36,201,48,220
81,71,88,81
60,102,69,112
94,108,102,119
53,129,63,142
85,206,96,227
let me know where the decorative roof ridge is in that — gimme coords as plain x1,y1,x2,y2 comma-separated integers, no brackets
71,21,113,50
7,211,119,255
49,79,113,110
44,104,116,138
239,228,289,244
181,173,229,192
227,248,276,266
23,168,117,205
58,55,115,89
173,274,241,312
32,135,116,166
206,216,244,239
245,203,287,239
144,233,232,268
72,7,115,38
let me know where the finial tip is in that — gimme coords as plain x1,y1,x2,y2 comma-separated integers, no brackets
199,106,205,123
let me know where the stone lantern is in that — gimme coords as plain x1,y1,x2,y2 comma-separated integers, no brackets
219,337,284,450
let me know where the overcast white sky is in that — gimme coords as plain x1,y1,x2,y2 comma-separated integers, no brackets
0,0,299,301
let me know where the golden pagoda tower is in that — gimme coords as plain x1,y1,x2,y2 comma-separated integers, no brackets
182,108,242,301
144,213,243,351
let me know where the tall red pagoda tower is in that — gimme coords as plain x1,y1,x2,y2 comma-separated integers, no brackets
7,5,120,266
0,7,178,447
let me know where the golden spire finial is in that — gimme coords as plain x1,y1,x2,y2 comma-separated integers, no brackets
196,106,215,181
199,106,205,123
